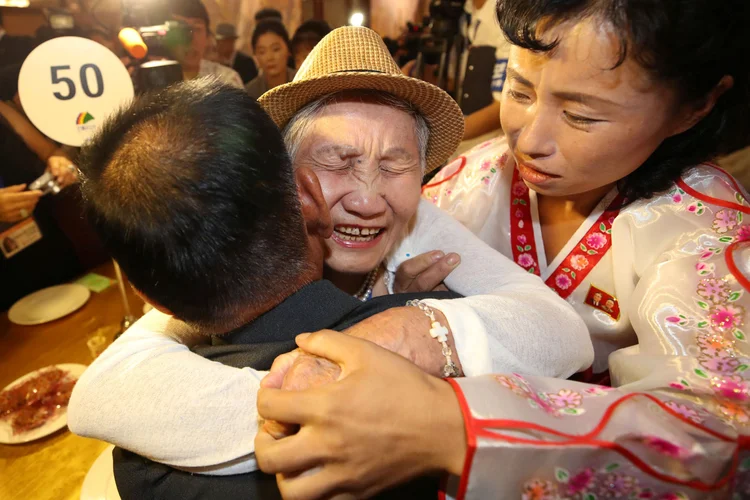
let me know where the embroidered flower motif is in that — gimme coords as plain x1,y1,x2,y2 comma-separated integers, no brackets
700,355,740,374
585,232,607,250
584,386,615,396
517,234,527,245
512,181,528,197
669,382,686,390
517,253,535,268
555,274,572,290
665,401,705,424
672,193,683,203
697,279,731,304
570,255,589,271
565,468,595,494
518,220,525,229
657,493,686,500
687,201,707,215
737,224,750,242
711,378,748,401
717,400,750,424
515,209,524,219
696,334,733,357
641,436,689,459
480,159,491,170
608,216,616,226
497,153,508,168
547,389,583,409
695,261,715,276
712,209,738,234
709,303,745,331
482,176,491,185
521,479,558,500
600,473,640,497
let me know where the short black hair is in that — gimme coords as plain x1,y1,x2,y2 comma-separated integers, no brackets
78,79,308,330
252,20,290,51
170,0,210,28
291,20,331,55
254,8,283,22
497,0,750,203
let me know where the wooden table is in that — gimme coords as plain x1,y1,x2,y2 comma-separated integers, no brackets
0,262,144,500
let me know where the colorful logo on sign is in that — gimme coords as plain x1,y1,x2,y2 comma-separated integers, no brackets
76,112,95,125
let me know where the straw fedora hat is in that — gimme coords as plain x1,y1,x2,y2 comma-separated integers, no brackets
258,26,464,173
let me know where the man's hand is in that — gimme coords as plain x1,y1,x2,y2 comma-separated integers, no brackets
261,347,341,438
392,250,460,293
255,331,467,500
0,184,42,223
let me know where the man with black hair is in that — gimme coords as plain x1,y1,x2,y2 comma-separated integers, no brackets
170,0,243,87
70,78,454,499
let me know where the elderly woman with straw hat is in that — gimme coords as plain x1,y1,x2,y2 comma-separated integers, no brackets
64,27,591,474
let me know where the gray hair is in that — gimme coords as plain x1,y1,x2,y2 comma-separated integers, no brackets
282,90,430,172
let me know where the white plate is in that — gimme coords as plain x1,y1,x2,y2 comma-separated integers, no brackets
0,363,87,444
81,445,121,500
9,284,91,325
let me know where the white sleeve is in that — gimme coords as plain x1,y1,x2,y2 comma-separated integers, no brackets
67,310,265,475
393,200,593,378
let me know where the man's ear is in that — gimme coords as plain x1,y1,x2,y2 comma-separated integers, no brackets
133,287,173,316
671,75,734,136
295,167,333,238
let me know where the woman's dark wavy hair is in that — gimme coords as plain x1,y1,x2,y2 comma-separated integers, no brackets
497,0,750,202
252,19,291,52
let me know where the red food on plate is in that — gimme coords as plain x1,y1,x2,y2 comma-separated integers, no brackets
0,367,78,434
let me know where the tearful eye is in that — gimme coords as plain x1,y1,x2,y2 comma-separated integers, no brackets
508,89,531,103
563,111,604,129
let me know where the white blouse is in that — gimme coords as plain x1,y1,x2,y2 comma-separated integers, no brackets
68,195,592,473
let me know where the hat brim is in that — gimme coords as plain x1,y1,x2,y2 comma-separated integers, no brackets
258,72,465,173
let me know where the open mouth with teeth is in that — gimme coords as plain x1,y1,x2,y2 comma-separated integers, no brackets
332,225,385,248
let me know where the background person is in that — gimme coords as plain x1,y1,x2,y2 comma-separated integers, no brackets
214,22,257,84
290,19,331,70
170,0,243,88
245,20,295,100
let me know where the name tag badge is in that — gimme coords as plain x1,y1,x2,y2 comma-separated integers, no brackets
584,284,621,321
0,218,43,259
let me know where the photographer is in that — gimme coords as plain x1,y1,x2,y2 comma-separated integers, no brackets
458,0,510,140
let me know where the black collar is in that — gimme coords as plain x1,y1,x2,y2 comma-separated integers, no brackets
223,280,361,345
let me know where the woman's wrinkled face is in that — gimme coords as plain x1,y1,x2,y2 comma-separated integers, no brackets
500,17,688,197
255,32,289,78
294,101,423,275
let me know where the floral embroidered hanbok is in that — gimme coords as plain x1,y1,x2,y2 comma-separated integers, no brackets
424,136,750,498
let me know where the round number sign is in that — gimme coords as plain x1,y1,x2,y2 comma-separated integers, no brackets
18,37,134,146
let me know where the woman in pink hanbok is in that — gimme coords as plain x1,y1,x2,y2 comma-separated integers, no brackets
254,0,750,498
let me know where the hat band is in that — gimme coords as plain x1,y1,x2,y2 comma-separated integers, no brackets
332,69,386,74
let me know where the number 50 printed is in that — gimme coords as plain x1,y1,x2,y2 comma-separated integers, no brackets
51,64,105,101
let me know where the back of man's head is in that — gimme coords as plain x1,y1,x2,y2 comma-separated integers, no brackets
78,78,308,331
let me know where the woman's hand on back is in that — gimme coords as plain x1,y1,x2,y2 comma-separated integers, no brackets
391,250,460,293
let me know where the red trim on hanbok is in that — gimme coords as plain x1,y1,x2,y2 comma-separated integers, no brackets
464,391,741,492
441,378,478,500
509,167,624,299
423,156,467,191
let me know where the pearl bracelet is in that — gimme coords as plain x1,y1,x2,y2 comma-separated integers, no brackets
406,299,460,378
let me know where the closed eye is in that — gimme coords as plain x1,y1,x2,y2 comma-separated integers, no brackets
563,111,605,129
507,89,531,103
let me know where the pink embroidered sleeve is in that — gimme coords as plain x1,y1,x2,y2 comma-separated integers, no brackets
439,167,750,500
